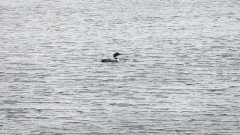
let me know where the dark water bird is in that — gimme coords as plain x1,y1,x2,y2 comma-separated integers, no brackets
101,52,121,62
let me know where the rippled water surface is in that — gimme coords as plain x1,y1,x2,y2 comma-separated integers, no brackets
1,0,240,134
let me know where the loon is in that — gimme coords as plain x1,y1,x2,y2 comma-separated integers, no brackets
101,52,121,62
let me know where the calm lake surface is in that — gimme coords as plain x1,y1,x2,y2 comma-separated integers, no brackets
0,0,240,134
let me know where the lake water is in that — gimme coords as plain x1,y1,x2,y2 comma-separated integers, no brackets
0,0,240,134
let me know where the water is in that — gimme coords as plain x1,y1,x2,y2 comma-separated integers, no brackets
0,0,240,134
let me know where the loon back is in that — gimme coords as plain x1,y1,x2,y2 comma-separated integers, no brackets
101,58,119,62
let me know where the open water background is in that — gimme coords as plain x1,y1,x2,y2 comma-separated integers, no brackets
0,0,240,134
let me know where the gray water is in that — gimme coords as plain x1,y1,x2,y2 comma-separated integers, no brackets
0,0,240,134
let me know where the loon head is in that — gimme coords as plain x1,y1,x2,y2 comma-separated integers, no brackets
113,52,121,58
